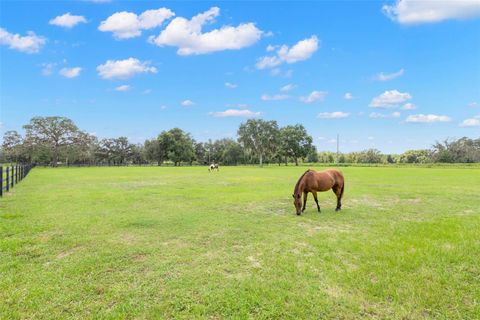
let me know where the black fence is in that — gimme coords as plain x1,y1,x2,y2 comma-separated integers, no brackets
0,164,34,197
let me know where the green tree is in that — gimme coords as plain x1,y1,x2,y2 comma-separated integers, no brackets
23,116,79,166
279,124,313,166
237,119,279,166
1,130,24,163
158,128,195,166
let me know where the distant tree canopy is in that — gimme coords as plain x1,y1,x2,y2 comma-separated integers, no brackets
237,119,279,166
1,116,479,166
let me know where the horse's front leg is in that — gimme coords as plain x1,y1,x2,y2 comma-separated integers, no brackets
302,192,308,212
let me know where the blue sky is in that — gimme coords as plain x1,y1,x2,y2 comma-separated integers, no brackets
1,0,479,153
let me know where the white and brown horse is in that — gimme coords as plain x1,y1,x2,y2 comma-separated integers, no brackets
209,163,219,172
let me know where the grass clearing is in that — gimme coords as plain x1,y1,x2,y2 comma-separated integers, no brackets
1,166,479,319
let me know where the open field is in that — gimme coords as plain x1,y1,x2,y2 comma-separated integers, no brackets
1,166,479,319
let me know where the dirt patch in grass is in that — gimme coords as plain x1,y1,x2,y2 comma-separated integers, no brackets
56,246,81,260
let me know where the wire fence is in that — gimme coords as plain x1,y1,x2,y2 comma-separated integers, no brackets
0,164,35,197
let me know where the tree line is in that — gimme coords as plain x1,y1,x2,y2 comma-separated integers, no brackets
1,116,479,166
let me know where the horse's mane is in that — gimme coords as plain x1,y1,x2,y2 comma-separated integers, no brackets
294,169,311,195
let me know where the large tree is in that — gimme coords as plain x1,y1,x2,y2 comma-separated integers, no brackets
158,128,195,166
279,124,314,166
23,116,79,166
237,119,279,166
2,130,24,163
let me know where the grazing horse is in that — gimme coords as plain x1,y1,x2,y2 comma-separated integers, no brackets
209,163,219,172
292,169,344,215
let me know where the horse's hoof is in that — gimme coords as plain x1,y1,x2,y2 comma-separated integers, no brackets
335,208,341,212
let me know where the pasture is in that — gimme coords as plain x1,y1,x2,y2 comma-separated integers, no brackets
1,166,479,319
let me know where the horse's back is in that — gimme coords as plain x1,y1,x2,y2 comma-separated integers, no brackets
315,168,344,188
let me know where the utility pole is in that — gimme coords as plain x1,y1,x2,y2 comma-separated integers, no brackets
336,133,339,164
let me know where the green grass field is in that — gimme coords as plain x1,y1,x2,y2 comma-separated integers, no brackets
1,166,479,319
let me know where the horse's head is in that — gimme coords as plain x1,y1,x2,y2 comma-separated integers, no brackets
292,193,302,215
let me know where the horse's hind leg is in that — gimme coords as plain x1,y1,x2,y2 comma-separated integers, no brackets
312,191,320,212
302,191,308,212
333,184,344,211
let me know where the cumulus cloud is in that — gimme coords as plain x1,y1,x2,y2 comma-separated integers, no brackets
148,7,262,55
115,84,130,91
209,109,261,118
317,111,350,119
99,8,175,39
369,111,401,119
370,90,412,108
49,13,87,28
256,35,319,69
344,92,354,100
261,94,289,101
374,68,404,81
97,58,157,80
59,67,82,78
181,99,195,107
460,115,480,127
0,27,46,53
225,82,237,89
383,0,480,24
405,114,451,123
280,84,296,92
300,90,327,104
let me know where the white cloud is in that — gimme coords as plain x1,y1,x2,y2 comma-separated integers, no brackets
368,136,374,140
370,90,412,108
0,27,46,53
225,82,237,89
460,115,480,127
468,102,478,107
266,44,276,52
59,67,82,78
181,99,195,107
210,109,261,118
383,0,480,24
142,89,152,94
261,94,289,101
148,7,262,55
300,90,327,104
99,8,175,39
280,84,296,92
317,111,350,119
256,35,319,69
49,13,87,28
369,111,401,119
115,84,130,91
401,102,416,110
374,68,404,81
344,92,354,100
41,62,56,76
405,114,451,123
97,58,157,80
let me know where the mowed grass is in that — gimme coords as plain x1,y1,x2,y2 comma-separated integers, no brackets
0,166,479,319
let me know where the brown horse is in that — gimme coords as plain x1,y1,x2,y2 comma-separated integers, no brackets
292,169,345,215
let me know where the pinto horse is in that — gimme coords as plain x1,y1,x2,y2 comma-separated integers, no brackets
292,169,345,215
209,163,219,172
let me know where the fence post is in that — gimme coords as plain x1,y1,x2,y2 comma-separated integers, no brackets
15,165,18,184
6,167,9,192
11,165,14,188
0,166,3,197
